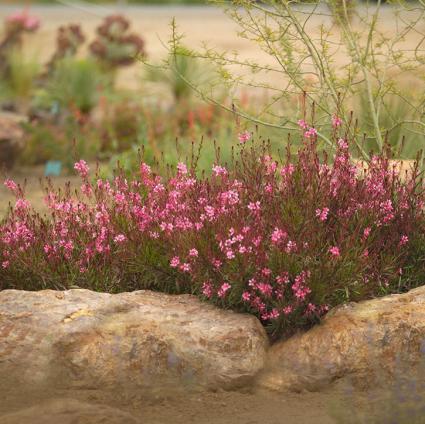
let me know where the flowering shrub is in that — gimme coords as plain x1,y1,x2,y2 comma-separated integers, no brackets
0,9,39,78
1,124,424,337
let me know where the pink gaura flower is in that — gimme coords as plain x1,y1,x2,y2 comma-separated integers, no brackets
170,256,180,268
399,235,409,246
271,227,287,245
315,207,329,222
226,250,235,259
238,131,251,144
177,162,188,176
114,234,126,243
282,305,293,315
329,246,340,257
180,262,191,272
189,248,199,257
74,160,89,178
15,199,30,211
304,127,317,138
212,165,228,177
337,138,349,149
285,240,297,254
363,227,371,239
7,10,40,31
276,273,290,284
297,119,308,130
4,179,19,194
202,281,213,298
248,201,261,212
212,258,222,269
332,114,342,128
218,282,231,298
242,291,251,301
261,267,272,277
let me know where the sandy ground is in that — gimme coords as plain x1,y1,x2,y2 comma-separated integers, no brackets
0,382,403,424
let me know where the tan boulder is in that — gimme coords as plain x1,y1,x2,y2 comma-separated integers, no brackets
257,286,425,392
0,289,268,393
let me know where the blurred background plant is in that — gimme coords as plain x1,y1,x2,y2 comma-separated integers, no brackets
38,57,104,117
0,9,39,76
0,10,40,113
166,0,425,159
0,2,424,183
144,50,215,104
43,24,86,78
0,49,40,112
89,14,145,81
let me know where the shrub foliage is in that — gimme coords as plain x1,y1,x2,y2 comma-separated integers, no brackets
1,122,424,337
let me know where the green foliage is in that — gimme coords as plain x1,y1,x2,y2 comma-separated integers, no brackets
144,50,215,103
39,58,105,115
19,123,64,165
0,49,40,102
356,86,425,158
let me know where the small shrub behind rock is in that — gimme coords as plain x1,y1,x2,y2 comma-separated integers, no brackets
1,121,424,337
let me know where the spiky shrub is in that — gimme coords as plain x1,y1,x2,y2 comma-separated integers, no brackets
43,57,103,116
1,120,424,337
0,49,40,103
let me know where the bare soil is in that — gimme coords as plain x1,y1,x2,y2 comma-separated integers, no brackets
0,383,384,424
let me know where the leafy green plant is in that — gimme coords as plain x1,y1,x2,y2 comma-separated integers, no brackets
0,50,40,109
144,50,215,103
356,85,425,158
19,122,65,166
41,58,104,116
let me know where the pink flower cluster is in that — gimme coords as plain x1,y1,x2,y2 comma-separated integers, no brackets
1,128,424,336
6,10,40,31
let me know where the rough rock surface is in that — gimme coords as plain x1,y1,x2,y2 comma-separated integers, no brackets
0,289,268,392
0,399,138,424
257,286,425,392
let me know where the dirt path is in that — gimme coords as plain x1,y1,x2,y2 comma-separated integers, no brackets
0,384,380,424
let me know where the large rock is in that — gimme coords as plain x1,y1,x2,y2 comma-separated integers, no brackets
258,286,425,392
0,289,268,393
0,399,138,424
